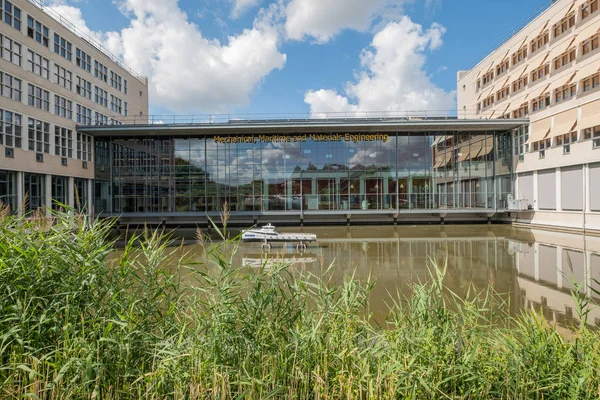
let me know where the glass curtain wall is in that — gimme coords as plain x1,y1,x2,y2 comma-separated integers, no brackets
96,131,513,214
0,170,17,212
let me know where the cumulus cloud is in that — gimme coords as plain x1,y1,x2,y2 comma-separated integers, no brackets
49,0,286,113
304,16,455,116
230,0,260,18
284,0,405,44
46,2,124,56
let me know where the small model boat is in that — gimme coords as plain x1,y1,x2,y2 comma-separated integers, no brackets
241,224,317,250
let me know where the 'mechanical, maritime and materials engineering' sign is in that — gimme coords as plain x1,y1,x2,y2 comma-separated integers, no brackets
213,133,390,144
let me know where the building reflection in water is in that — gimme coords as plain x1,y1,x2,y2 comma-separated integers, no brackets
229,226,600,327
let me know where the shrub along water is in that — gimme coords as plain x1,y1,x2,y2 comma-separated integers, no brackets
1,210,599,399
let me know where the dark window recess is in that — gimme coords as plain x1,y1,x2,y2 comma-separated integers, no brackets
36,153,43,162
5,148,14,158
61,157,68,166
82,161,88,169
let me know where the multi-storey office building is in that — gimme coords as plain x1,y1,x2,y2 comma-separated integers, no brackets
0,0,148,214
458,0,600,232
77,118,525,227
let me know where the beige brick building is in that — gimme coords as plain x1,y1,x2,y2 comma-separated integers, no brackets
0,0,148,215
458,0,600,233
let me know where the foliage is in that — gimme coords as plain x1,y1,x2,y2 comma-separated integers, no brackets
0,210,599,399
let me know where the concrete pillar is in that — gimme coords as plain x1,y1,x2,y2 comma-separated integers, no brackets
67,176,75,209
533,170,539,211
585,163,591,213
556,245,563,289
87,178,93,218
585,250,592,298
45,174,52,217
555,168,562,212
16,171,24,216
534,243,540,281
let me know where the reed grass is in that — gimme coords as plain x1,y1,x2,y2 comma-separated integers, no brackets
0,209,599,399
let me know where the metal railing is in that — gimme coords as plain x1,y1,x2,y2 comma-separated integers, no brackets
83,109,525,126
27,0,147,84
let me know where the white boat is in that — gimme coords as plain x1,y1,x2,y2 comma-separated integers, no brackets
241,224,317,246
242,256,317,268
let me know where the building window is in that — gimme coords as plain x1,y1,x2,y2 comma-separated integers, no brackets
582,72,600,92
54,125,73,158
512,76,528,92
553,48,576,71
76,48,91,72
482,95,494,110
110,95,123,114
554,83,577,103
495,59,509,77
0,33,21,66
94,61,108,82
54,95,73,120
124,101,128,117
531,93,550,112
582,33,600,56
592,126,600,148
531,64,550,83
27,50,50,80
27,118,50,153
0,108,22,148
53,33,72,61
94,86,108,107
51,176,68,210
76,105,92,125
512,103,529,118
511,46,528,65
531,31,549,53
77,133,92,162
76,76,92,99
481,70,494,86
553,12,575,38
27,16,49,47
513,125,529,159
496,86,510,101
24,173,45,211
124,79,128,95
1,1,21,31
95,112,108,125
27,84,50,112
54,64,72,91
0,71,22,102
110,71,123,91
581,0,599,20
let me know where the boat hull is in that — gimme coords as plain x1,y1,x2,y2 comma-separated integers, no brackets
241,233,317,243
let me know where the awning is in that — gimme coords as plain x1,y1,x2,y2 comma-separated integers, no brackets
551,108,578,137
480,136,495,156
576,22,600,42
550,71,577,92
549,37,576,61
457,146,470,162
577,62,600,80
580,99,600,130
530,83,551,101
526,117,552,144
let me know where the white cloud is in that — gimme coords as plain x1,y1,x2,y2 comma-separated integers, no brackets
49,0,287,113
304,16,455,116
284,0,405,44
230,0,260,19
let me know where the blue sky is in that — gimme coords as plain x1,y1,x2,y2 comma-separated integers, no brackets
52,0,552,117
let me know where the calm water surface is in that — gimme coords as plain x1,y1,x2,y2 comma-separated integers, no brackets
168,225,600,327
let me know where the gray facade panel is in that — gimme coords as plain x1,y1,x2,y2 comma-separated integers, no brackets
538,169,556,210
519,172,534,208
561,166,583,211
591,163,600,212
539,245,557,285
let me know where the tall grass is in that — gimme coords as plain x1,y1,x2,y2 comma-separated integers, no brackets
0,210,599,399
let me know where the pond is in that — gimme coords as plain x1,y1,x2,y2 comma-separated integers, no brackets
165,224,600,328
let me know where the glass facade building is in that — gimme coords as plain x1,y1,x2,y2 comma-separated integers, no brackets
91,123,519,217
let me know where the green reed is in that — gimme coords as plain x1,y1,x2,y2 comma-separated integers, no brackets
0,209,599,399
